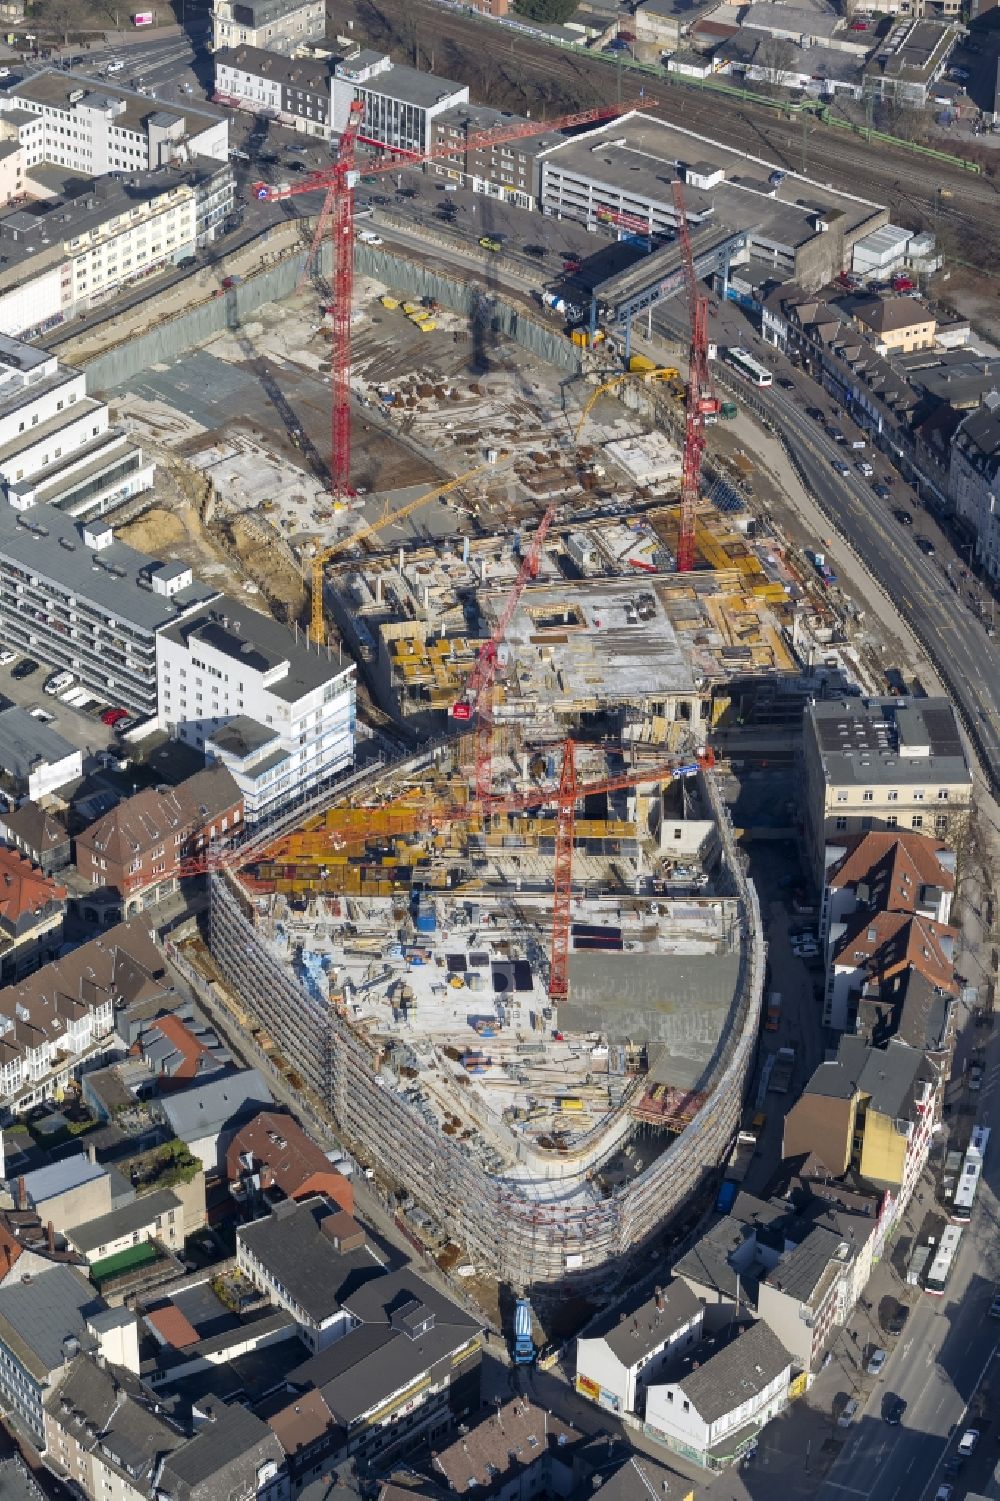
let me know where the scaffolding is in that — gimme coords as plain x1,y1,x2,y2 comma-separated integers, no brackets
207,763,765,1291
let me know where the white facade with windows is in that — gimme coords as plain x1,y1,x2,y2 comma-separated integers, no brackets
0,73,228,176
0,335,152,526
331,51,468,156
156,601,356,823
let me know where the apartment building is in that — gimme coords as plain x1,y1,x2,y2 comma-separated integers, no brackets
0,801,71,874
44,1353,184,1501
803,696,972,885
156,600,356,823
784,1035,936,1211
851,294,937,355
0,1264,103,1445
575,1282,704,1417
75,764,243,914
821,830,956,949
212,0,325,56
214,46,333,136
0,71,229,176
0,708,81,802
331,51,469,155
226,1109,354,1214
0,335,152,522
950,397,1000,585
428,105,564,209
673,1193,856,1374
0,916,172,1111
0,497,216,718
0,845,65,983
0,163,232,340
644,1321,794,1471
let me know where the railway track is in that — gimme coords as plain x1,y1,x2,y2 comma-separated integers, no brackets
343,0,999,268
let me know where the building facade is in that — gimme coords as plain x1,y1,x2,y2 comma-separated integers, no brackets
157,602,356,824
75,766,243,914
0,335,152,524
211,0,325,56
803,696,972,886
950,400,1000,584
331,52,469,155
575,1282,704,1417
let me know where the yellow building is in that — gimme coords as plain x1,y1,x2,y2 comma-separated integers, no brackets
852,295,936,354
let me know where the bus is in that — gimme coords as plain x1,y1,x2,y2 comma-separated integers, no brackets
925,1224,963,1295
725,347,773,388
952,1124,991,1224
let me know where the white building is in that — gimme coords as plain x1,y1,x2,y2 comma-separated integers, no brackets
214,45,333,137
574,1281,704,1417
211,0,325,56
156,600,356,823
950,398,1000,584
0,335,153,523
645,1320,794,1471
0,70,228,176
331,51,468,156
820,829,956,954
0,163,232,340
0,707,81,801
0,499,217,720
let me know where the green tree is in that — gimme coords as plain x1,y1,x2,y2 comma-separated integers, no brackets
36,0,93,44
513,0,581,25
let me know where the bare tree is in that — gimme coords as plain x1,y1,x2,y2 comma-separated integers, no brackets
37,0,93,44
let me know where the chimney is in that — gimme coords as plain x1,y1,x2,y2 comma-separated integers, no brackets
87,1144,97,1165
47,1221,55,1255
17,1176,26,1212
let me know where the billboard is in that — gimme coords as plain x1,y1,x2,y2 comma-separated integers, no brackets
132,11,154,23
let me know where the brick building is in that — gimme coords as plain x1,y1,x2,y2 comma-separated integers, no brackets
75,765,242,916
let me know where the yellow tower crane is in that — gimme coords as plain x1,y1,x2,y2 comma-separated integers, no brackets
574,367,682,445
310,461,500,644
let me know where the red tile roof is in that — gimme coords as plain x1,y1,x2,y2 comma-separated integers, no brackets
828,832,954,911
0,847,65,930
145,1303,200,1349
148,1013,216,1081
833,910,958,994
227,1111,352,1214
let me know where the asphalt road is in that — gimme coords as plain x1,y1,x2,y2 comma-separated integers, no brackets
762,380,1000,780
814,1026,1000,1501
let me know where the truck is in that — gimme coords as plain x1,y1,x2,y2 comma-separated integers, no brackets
765,991,782,1032
768,1047,796,1095
719,400,738,420
513,1299,536,1365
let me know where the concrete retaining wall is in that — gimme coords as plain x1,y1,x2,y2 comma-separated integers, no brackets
81,235,580,394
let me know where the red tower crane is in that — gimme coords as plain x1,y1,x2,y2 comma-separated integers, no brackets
452,502,558,801
253,97,651,501
670,178,719,574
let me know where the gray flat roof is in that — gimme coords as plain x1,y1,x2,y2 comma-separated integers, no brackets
0,707,78,779
350,62,465,108
562,951,741,1089
539,113,882,250
69,1188,182,1255
160,1067,272,1143
0,499,217,635
160,598,354,705
809,695,971,788
205,715,281,759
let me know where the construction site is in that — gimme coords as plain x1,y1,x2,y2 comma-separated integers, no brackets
208,731,764,1290
94,112,870,1293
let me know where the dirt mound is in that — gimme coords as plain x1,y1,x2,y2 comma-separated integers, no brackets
118,507,188,553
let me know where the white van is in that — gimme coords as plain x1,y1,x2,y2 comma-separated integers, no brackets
357,230,383,245
106,59,125,73
837,1398,859,1429
44,669,74,696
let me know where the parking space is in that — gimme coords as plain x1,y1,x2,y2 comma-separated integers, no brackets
0,656,120,760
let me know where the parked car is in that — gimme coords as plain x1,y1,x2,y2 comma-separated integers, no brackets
777,377,794,389
933,1487,953,1501
915,536,936,556
806,406,824,421
44,670,74,696
894,508,914,526
0,648,14,665
887,1304,909,1335
883,1397,904,1425
479,235,502,252
177,255,198,269
957,1430,979,1457
832,459,850,476
866,1348,887,1376
101,706,128,726
837,1397,860,1428
523,244,548,258
11,657,38,679
827,426,846,443
873,483,892,500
